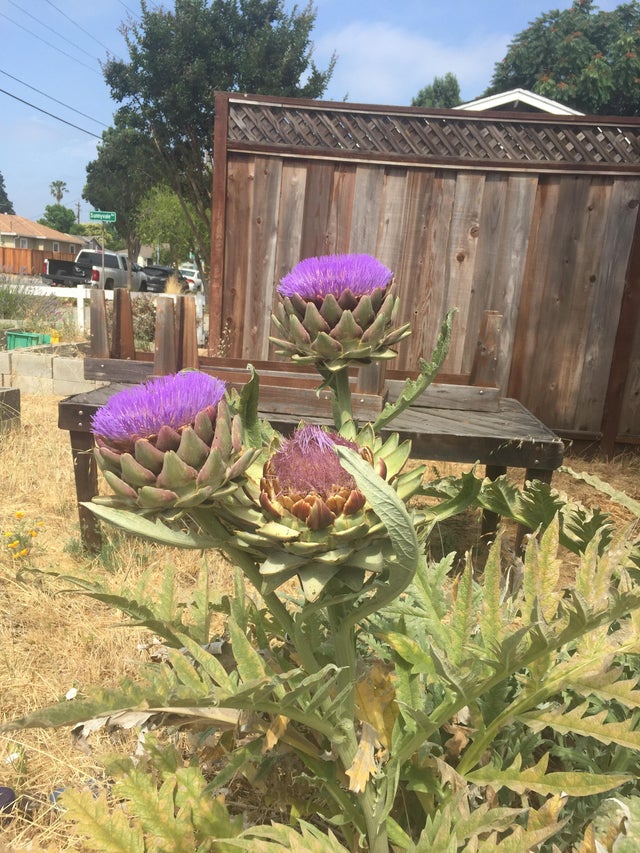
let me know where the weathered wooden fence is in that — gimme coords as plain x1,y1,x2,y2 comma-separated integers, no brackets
0,247,74,276
209,92,640,451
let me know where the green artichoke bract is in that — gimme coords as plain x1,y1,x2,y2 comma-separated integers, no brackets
229,424,425,602
91,371,259,512
271,253,411,371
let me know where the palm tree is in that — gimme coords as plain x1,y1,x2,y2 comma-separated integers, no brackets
49,180,67,203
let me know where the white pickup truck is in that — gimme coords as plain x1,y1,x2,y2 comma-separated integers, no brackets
43,249,147,290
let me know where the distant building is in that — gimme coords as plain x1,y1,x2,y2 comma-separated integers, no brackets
456,88,584,116
0,213,83,255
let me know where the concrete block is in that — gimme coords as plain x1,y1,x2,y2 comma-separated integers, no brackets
15,375,54,394
12,352,53,380
0,351,12,375
0,387,20,430
53,357,85,383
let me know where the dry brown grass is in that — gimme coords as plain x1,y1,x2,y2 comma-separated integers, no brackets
0,396,639,850
0,395,235,851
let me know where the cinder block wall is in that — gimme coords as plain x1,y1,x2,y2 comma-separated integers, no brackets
0,346,101,395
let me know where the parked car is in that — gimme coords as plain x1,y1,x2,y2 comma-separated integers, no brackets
141,265,188,293
178,266,205,292
43,249,147,290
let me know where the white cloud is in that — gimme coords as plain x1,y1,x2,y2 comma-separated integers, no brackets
315,21,511,106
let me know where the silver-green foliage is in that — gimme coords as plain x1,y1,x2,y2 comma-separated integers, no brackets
9,505,640,850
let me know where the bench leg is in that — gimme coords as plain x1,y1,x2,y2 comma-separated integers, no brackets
69,429,102,552
482,464,507,539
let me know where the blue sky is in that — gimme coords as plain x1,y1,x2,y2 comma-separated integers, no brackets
0,0,620,223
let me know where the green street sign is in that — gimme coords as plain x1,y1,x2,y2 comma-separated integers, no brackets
89,210,117,223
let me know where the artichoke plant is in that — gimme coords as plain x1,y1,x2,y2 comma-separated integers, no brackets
228,424,425,602
271,253,411,371
91,371,259,512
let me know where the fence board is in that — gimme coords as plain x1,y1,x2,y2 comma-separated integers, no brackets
442,172,485,373
243,155,282,359
224,157,255,357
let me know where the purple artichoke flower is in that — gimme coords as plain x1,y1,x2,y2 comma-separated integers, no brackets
92,372,226,450
271,253,411,369
91,371,258,512
278,254,393,300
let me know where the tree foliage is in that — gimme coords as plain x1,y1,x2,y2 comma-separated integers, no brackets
137,185,197,267
38,203,76,234
84,120,163,264
103,0,335,262
49,180,67,203
0,171,15,214
411,72,461,108
486,0,640,115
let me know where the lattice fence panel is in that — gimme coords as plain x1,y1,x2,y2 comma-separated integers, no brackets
227,101,640,166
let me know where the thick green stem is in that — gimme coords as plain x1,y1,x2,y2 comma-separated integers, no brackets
318,365,354,434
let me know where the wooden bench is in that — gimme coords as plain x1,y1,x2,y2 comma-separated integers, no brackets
58,292,565,549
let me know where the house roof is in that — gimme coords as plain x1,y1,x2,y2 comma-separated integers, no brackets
0,213,80,242
456,88,584,116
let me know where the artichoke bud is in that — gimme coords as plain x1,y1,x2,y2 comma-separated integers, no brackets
273,254,409,369
230,424,413,601
91,371,255,512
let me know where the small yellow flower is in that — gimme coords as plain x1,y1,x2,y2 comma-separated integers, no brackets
7,540,19,549
36,521,45,527
4,531,13,537
12,552,20,559
14,511,25,519
29,530,37,537
19,548,29,557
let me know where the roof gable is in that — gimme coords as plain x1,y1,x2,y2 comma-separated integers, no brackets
457,88,584,116
0,213,79,242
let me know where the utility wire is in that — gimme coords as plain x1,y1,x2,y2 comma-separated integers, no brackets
118,0,140,18
0,69,109,128
8,0,100,64
0,87,102,139
43,0,114,55
0,11,101,76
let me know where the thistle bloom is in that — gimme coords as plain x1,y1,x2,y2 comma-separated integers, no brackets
271,253,411,370
91,371,258,512
278,254,393,300
260,425,367,531
91,372,226,450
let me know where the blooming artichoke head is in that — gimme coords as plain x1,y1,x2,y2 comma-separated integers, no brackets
232,424,423,602
91,371,259,512
271,254,411,371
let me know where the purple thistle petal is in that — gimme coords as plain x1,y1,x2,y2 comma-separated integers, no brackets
91,372,226,444
278,254,393,300
271,424,358,496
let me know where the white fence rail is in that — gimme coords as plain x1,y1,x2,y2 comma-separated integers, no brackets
14,284,206,344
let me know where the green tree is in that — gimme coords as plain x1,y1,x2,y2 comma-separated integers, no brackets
0,171,15,214
137,185,196,267
38,204,76,234
103,0,335,263
411,72,461,108
49,180,67,203
486,0,640,115
84,120,163,267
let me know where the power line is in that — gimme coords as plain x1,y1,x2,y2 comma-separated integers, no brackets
0,11,101,77
42,0,114,55
8,0,100,64
118,0,140,18
0,69,109,128
0,87,102,139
